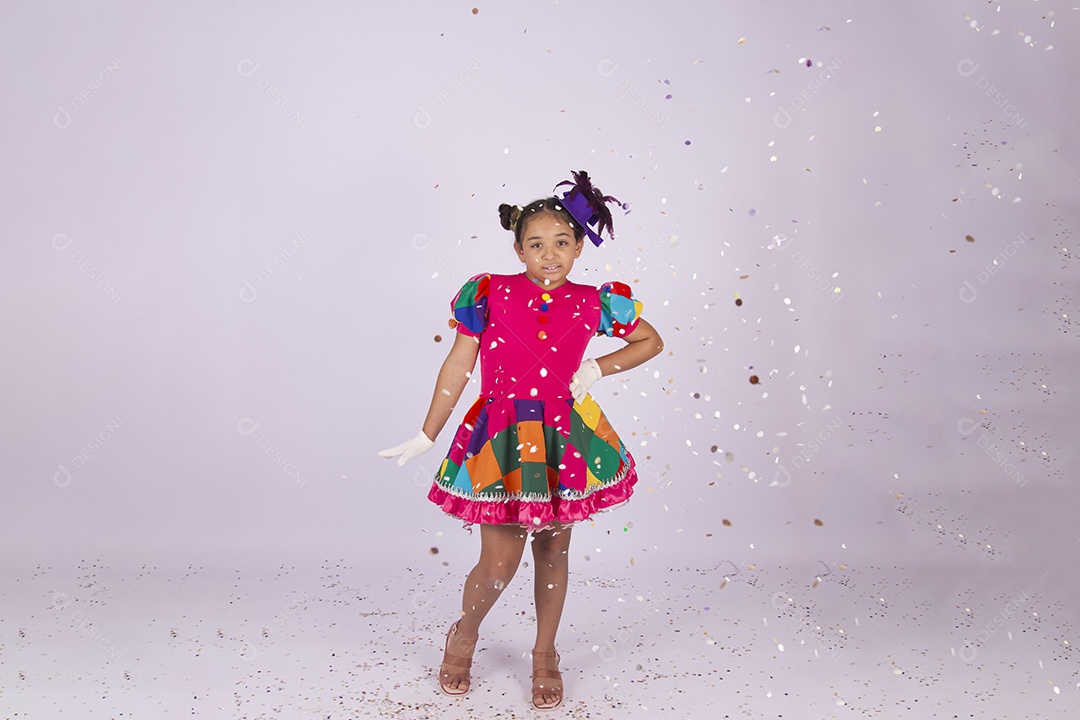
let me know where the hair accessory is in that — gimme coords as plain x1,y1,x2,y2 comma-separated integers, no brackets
554,170,621,247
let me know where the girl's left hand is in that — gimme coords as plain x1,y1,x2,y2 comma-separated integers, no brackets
569,358,603,403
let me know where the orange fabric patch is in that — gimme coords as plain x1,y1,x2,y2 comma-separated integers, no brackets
503,467,523,494
546,465,561,491
592,411,620,449
517,420,546,458
466,442,502,493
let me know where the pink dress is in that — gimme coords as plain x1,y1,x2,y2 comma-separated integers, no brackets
427,272,645,530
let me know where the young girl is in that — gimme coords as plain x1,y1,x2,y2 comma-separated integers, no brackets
379,171,663,710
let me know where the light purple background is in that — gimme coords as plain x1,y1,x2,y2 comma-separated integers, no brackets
1,2,1078,715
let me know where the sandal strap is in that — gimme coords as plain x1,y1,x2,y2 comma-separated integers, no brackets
441,651,473,668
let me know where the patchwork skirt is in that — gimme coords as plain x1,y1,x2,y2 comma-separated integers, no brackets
426,394,637,529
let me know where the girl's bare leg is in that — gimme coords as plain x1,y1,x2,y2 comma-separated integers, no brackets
530,522,572,707
442,524,529,692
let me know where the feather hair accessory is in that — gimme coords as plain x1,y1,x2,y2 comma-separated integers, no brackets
554,170,622,247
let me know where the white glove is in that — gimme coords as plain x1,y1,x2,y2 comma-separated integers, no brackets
378,430,435,466
569,358,603,403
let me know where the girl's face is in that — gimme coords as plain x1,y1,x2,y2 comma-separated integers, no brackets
514,212,584,289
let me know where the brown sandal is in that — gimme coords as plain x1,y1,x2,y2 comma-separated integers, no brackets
438,621,474,696
530,649,563,710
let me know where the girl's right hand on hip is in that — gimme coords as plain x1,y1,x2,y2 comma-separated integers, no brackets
378,431,435,466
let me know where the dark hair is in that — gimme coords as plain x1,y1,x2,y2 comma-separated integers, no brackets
498,197,585,247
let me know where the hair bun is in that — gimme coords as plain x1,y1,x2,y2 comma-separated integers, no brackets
498,203,523,233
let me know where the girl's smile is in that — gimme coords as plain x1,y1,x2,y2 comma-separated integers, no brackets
515,213,583,289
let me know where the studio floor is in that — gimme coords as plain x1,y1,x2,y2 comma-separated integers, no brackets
3,549,1076,719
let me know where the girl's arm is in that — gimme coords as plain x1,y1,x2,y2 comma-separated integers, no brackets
421,331,481,441
593,318,664,377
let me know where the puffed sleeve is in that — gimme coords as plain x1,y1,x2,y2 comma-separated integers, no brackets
597,280,643,337
449,273,491,336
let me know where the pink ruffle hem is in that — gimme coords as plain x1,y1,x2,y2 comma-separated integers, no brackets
427,463,638,531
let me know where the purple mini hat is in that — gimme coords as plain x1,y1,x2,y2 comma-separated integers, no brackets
554,170,622,247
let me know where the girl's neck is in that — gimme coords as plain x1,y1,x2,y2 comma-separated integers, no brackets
521,271,569,291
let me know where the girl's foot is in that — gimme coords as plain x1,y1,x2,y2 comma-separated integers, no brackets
530,648,563,710
439,621,476,696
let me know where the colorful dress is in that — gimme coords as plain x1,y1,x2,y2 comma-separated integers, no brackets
427,272,645,530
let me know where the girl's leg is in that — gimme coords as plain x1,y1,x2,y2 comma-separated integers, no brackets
530,522,572,650
442,524,529,692
529,522,572,708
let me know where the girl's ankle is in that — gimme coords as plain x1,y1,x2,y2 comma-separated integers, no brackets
451,623,479,642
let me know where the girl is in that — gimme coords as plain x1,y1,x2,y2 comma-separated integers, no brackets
379,171,663,710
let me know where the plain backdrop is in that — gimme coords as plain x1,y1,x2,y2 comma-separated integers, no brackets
1,0,1077,596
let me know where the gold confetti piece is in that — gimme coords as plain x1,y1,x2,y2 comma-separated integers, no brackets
814,518,824,526
966,235,975,243
737,37,747,44
434,334,442,342
722,518,732,526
